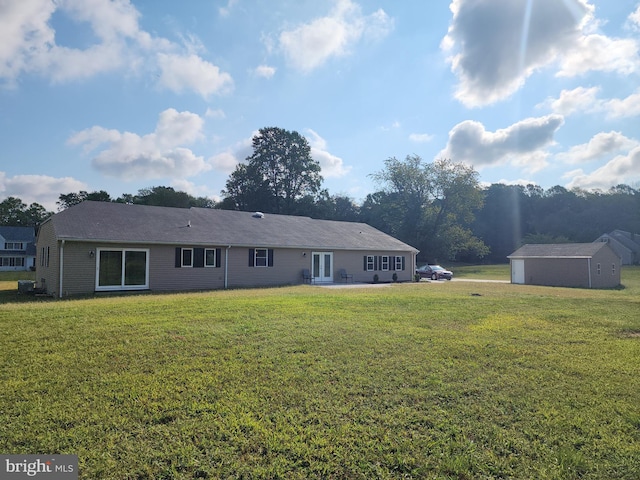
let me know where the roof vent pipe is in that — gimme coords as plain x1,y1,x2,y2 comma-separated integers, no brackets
252,212,264,218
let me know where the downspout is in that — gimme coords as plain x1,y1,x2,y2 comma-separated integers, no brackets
587,258,592,289
59,240,65,298
225,246,231,289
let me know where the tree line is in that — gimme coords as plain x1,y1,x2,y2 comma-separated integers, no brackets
2,127,639,263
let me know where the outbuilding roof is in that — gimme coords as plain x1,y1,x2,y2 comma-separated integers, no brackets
508,243,612,259
43,201,418,253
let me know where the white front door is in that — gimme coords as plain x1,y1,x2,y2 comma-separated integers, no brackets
312,252,333,283
512,259,525,284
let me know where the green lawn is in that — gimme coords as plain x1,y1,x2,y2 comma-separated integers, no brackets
1,268,639,479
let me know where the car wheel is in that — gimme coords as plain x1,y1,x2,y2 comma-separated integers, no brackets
431,273,438,280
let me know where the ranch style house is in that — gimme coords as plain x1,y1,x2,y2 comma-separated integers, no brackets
36,201,419,298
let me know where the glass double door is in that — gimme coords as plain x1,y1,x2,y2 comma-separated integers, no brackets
312,252,333,283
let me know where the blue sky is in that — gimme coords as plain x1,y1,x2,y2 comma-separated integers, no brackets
1,0,640,211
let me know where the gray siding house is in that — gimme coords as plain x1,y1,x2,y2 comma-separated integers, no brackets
594,230,640,265
36,201,418,297
0,226,36,271
508,243,621,289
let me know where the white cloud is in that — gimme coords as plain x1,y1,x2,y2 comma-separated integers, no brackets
599,91,640,119
205,108,226,119
558,34,639,77
0,172,87,211
171,179,220,202
208,134,255,173
556,131,639,164
68,108,211,181
564,145,640,190
219,0,239,18
544,87,640,119
438,115,564,173
305,129,351,178
627,5,640,30
157,53,233,98
540,86,600,116
409,133,434,143
442,0,639,107
278,0,393,72
254,65,276,78
0,0,233,98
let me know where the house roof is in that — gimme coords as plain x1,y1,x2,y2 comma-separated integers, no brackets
606,231,640,253
44,201,418,253
0,226,35,242
508,243,612,259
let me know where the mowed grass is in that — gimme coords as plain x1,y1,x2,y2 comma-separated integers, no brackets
1,269,639,479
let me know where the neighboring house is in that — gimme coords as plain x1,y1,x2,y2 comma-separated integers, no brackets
507,243,621,289
0,226,36,272
594,230,640,265
36,201,419,298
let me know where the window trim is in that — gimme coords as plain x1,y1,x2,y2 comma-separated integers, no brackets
365,255,375,271
95,248,149,292
254,248,268,267
248,248,274,267
1,257,25,267
205,248,216,267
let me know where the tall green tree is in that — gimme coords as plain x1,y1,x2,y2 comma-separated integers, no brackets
57,190,112,210
0,197,51,226
369,156,488,262
221,127,323,214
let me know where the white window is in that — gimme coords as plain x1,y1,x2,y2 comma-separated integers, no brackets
4,242,23,250
205,249,216,267
96,248,149,291
394,256,403,271
255,248,268,267
2,257,24,267
597,263,601,275
612,264,616,275
366,255,375,271
381,256,389,271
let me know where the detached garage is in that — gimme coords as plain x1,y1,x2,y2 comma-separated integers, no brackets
508,243,621,289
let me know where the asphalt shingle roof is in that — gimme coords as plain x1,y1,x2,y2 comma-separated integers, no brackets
46,201,417,252
508,243,610,259
0,226,35,242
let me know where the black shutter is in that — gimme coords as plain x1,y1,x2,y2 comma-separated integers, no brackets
268,249,274,267
249,249,255,267
175,248,181,268
402,256,406,270
215,248,221,268
374,256,378,271
364,256,367,271
194,248,204,268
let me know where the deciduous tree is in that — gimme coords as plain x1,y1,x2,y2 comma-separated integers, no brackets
221,127,323,214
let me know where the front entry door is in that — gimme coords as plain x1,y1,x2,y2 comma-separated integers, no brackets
312,252,333,283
